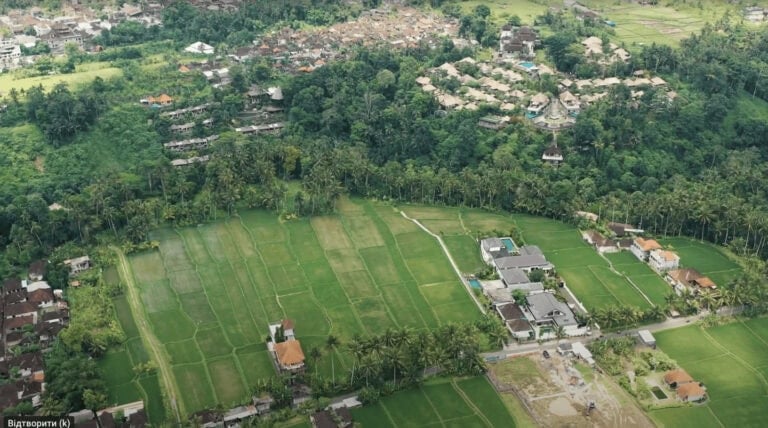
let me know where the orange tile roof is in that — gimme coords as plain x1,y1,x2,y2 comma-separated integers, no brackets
655,250,679,262
635,237,662,252
668,269,702,284
664,369,693,385
178,65,190,73
677,382,706,400
275,340,305,366
694,277,717,289
32,372,45,382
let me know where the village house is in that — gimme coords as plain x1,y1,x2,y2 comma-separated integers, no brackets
0,39,22,71
185,41,215,55
608,222,643,237
541,144,563,165
648,249,680,272
666,268,717,295
523,292,587,339
63,255,91,275
676,382,707,403
171,155,210,167
268,319,305,374
480,237,509,263
164,135,219,152
170,122,196,134
495,254,553,273
310,407,354,428
235,122,285,135
28,260,46,282
42,23,84,53
494,302,534,340
478,115,509,130
559,91,580,115
498,268,544,294
142,94,174,106
160,103,212,120
630,237,662,261
499,25,539,59
582,230,618,253
527,93,549,116
663,369,694,388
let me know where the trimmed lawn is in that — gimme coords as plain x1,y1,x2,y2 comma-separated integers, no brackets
443,235,485,274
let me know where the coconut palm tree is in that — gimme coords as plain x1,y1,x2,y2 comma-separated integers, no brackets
326,335,340,387
308,346,322,379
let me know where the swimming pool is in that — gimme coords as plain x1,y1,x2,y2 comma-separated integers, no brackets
468,279,481,289
519,61,536,69
501,238,517,253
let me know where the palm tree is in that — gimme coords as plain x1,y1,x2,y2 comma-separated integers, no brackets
554,325,566,340
326,335,340,387
308,346,322,379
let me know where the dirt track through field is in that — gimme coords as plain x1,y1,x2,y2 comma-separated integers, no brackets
113,246,183,422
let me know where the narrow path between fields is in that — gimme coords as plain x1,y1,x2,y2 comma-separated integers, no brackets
399,211,486,314
598,252,655,307
113,246,183,423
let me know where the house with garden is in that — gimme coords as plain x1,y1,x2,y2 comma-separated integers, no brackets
62,255,91,275
494,302,534,341
522,292,587,339
666,269,717,295
648,249,680,272
268,319,305,374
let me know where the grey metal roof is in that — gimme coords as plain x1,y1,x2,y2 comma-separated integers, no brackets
481,237,503,252
518,245,543,256
526,292,577,326
495,254,550,270
508,282,545,293
499,268,530,285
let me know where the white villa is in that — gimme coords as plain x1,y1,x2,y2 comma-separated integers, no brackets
648,249,680,272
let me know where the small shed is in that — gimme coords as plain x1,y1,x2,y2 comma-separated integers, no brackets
638,330,656,347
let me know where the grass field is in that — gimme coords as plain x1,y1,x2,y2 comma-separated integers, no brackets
580,0,758,47
659,237,743,286
652,319,768,428
99,268,167,423
457,0,553,25
401,206,654,311
122,199,481,414
0,62,123,92
350,377,516,427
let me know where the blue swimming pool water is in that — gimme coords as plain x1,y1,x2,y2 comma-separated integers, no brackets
469,279,481,289
519,61,536,69
501,238,517,253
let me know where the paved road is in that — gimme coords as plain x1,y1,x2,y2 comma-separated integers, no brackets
481,309,742,360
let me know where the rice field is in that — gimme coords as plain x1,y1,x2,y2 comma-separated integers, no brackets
652,319,768,428
122,199,481,414
99,268,167,423
350,377,516,427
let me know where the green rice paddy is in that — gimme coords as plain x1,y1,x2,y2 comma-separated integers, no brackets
351,377,516,427
98,270,167,423
121,199,481,413
652,319,768,428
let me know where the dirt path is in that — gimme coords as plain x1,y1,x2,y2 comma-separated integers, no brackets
399,211,486,314
598,252,655,307
113,246,183,423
